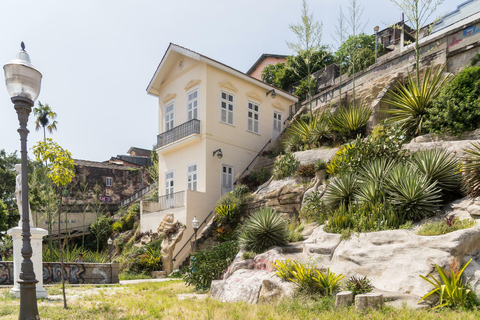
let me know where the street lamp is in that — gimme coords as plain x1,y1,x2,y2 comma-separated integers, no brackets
191,216,200,252
4,42,42,320
374,26,380,64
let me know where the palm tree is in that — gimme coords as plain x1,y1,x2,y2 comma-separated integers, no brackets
34,101,58,144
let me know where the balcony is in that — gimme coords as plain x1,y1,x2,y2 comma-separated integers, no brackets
157,119,200,148
158,191,185,211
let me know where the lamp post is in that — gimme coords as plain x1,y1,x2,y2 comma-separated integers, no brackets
191,216,199,252
4,43,42,320
374,26,380,64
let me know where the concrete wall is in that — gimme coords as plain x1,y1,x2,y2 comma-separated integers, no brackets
0,261,119,285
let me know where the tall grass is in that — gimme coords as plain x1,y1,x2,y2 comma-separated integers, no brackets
42,245,111,263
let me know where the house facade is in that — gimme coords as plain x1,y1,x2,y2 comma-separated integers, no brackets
143,44,297,267
246,53,288,80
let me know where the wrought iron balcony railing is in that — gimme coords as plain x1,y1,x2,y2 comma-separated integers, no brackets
157,119,200,148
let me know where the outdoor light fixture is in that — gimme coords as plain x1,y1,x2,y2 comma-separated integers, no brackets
374,26,380,64
192,216,200,252
4,42,42,320
266,89,276,98
213,149,223,159
107,238,113,245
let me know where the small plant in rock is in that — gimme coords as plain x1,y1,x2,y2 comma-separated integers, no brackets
418,258,477,309
241,251,256,260
314,159,327,171
238,207,289,253
462,142,480,199
238,168,272,191
417,217,476,236
289,262,345,296
273,153,300,179
344,276,374,295
299,191,330,224
328,103,372,141
296,163,316,178
272,259,300,281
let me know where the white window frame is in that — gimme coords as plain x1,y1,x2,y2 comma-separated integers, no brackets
247,101,260,134
187,88,199,121
186,162,198,191
220,90,235,126
164,102,175,132
106,177,113,187
165,170,174,195
221,164,234,196
273,110,283,140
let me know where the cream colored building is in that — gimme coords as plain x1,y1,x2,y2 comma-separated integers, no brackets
141,43,297,268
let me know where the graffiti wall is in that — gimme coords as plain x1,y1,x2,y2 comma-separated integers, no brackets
0,261,118,286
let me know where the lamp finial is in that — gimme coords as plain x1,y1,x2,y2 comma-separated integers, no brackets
21,42,25,51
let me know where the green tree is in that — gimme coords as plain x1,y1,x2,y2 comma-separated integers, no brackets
0,200,9,239
147,145,159,185
32,138,75,309
89,215,112,253
334,6,348,106
287,0,327,112
0,149,20,228
390,0,444,84
335,34,385,76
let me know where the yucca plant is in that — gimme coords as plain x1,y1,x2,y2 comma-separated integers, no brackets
410,149,461,198
462,142,480,199
238,207,289,253
418,258,475,309
384,65,449,136
272,259,300,281
284,112,331,151
385,165,442,221
323,173,358,209
355,159,395,204
328,104,372,141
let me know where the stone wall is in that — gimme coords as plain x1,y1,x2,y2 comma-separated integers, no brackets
0,261,119,285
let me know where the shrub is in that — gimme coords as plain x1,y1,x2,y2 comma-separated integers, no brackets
424,66,480,136
283,112,331,152
344,276,374,295
238,207,289,253
384,65,449,137
289,262,345,296
462,142,480,199
184,240,239,291
326,125,407,176
410,149,461,199
328,104,372,141
299,191,330,224
137,248,162,272
214,204,237,241
296,163,316,178
417,217,476,236
384,165,442,221
273,153,300,179
241,251,256,260
419,258,476,309
42,245,110,263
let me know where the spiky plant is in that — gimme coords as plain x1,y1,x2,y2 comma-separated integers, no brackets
328,104,372,140
462,142,480,199
384,65,449,136
238,207,289,253
323,173,358,209
344,276,374,295
410,149,461,198
285,112,331,151
385,165,442,221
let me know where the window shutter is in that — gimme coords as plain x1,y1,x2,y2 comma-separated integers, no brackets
221,109,227,122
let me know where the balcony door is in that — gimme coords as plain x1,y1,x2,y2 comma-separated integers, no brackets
273,110,283,141
165,103,174,131
221,164,234,196
165,171,174,208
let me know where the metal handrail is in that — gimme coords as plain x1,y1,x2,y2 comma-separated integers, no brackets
121,183,157,207
233,139,272,186
157,119,200,148
172,210,214,262
157,191,185,210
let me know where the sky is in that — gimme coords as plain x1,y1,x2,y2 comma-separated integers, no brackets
0,0,463,162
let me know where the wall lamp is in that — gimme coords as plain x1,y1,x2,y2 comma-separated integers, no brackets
266,89,276,98
213,149,223,159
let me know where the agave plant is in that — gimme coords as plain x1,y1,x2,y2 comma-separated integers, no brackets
462,142,480,199
328,104,372,140
385,165,442,221
384,65,450,136
284,112,331,151
410,149,461,198
323,173,359,209
238,207,289,253
344,275,374,295
355,158,395,204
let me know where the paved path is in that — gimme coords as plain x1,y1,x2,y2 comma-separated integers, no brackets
119,278,182,285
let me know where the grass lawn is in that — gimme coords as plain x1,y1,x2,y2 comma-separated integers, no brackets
1,281,480,319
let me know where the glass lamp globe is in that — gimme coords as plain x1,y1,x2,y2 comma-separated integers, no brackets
192,216,200,230
3,43,42,101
